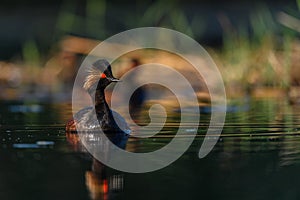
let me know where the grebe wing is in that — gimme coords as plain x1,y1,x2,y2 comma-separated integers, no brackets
73,107,130,133
66,106,95,132
74,106,102,130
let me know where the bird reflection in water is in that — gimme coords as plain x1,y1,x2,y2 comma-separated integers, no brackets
66,131,127,200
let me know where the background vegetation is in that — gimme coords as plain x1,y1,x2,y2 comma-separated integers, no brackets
0,0,299,100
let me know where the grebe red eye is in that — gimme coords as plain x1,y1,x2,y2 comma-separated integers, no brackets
100,73,106,79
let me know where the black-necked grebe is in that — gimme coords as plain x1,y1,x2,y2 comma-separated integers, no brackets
66,59,130,135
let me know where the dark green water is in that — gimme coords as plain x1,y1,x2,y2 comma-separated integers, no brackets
1,98,300,200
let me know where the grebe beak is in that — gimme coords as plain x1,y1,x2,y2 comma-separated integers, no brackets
108,77,121,82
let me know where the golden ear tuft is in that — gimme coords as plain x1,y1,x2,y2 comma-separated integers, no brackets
83,67,100,91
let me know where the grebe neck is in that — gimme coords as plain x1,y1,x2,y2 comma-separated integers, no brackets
94,88,122,132
94,89,111,115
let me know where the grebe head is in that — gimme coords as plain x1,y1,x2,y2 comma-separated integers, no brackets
83,59,120,94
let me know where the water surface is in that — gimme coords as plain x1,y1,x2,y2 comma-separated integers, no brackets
0,98,300,200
